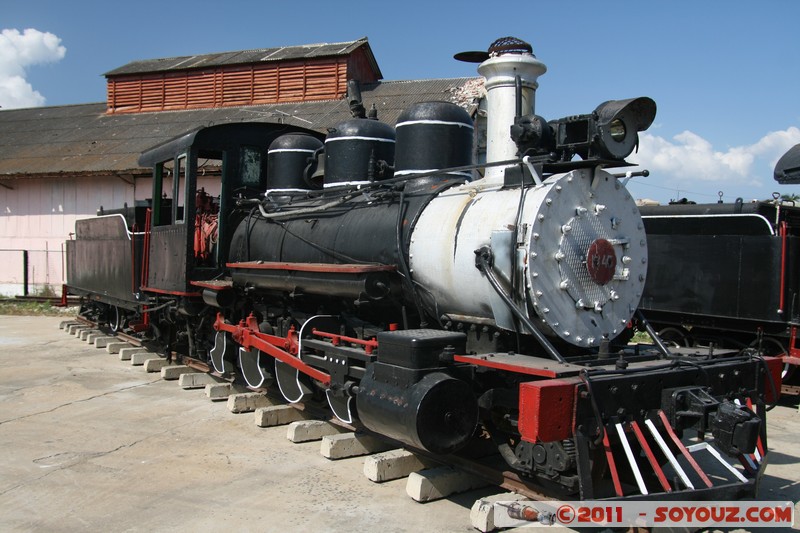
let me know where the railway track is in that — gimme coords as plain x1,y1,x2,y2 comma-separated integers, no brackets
59,316,550,527
13,295,80,306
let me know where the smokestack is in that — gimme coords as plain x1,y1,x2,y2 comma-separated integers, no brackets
478,38,546,182
457,37,546,185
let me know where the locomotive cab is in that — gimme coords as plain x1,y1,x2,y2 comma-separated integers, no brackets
137,123,324,294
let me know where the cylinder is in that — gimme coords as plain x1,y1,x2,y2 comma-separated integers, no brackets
357,369,478,454
324,119,395,188
267,134,323,192
394,101,474,181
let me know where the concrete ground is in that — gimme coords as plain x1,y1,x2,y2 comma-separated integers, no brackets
0,315,798,532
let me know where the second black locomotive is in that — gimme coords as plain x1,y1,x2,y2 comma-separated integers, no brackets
639,143,800,390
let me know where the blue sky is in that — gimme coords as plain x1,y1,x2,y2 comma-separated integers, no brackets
3,0,800,203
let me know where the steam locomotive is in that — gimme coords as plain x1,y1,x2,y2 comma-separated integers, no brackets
638,143,800,391
65,37,781,501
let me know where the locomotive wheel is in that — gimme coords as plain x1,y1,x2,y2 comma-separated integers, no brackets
275,360,312,403
109,306,124,333
239,347,272,388
750,337,793,380
326,389,354,424
656,327,691,348
210,331,237,374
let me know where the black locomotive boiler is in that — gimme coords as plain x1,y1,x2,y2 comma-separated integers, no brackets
65,37,781,501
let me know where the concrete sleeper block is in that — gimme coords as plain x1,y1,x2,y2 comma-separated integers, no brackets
144,358,168,372
470,492,528,533
363,449,435,482
94,337,117,349
79,329,100,341
286,420,348,443
320,432,395,460
204,382,249,400
161,365,201,380
179,373,223,389
227,392,272,413
106,342,131,354
86,333,105,345
75,326,92,336
118,347,143,361
406,467,489,502
254,405,304,427
131,351,156,365
205,383,232,400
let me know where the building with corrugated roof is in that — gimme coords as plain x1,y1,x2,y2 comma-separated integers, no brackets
0,37,483,295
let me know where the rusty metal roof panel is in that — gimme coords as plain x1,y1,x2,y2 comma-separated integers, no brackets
364,78,484,116
105,38,370,76
0,77,480,178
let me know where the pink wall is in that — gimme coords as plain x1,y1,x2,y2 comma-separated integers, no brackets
0,174,222,295
0,175,135,295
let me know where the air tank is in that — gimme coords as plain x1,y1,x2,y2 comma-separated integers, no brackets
324,119,395,188
266,133,323,192
394,101,474,181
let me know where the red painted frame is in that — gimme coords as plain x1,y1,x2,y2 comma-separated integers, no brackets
213,313,331,386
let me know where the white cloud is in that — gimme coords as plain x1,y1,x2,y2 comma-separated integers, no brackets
629,127,800,186
0,28,66,109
